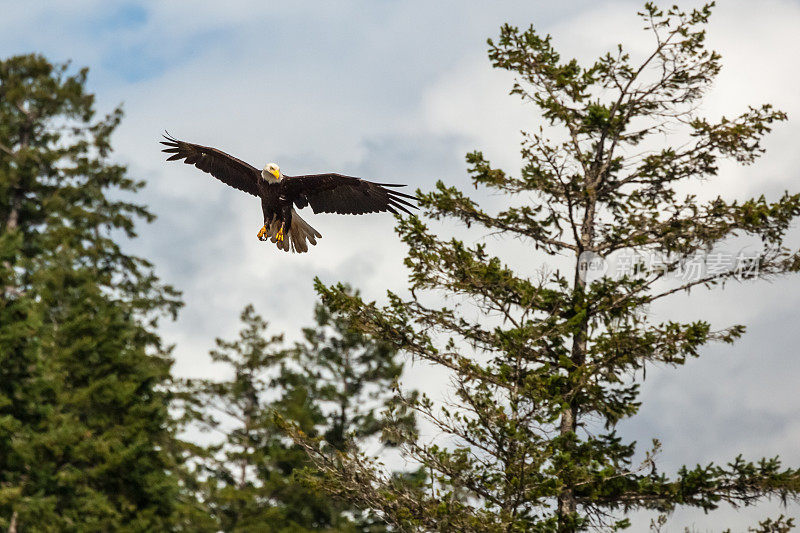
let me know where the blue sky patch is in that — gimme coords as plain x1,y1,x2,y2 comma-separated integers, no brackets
87,3,148,33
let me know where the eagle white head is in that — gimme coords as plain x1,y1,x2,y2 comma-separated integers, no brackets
262,162,281,183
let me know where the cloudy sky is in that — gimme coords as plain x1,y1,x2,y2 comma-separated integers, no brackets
3,0,800,529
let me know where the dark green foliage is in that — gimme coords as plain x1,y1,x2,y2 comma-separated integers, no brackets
291,4,800,532
297,288,417,452
178,290,418,532
0,54,182,531
176,305,347,531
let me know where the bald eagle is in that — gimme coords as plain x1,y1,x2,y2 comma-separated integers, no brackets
160,134,417,253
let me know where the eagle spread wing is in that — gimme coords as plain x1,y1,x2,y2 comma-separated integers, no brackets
282,173,417,216
160,134,261,197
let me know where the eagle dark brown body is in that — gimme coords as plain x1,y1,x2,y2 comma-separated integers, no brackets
160,134,416,253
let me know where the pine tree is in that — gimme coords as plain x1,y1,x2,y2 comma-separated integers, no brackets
296,286,417,453
179,295,417,532
294,288,420,530
291,4,800,531
0,54,183,531
177,305,344,531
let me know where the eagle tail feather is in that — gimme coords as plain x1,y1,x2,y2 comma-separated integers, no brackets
266,210,320,253
289,211,321,253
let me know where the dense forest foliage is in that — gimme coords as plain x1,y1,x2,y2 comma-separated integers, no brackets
2,3,799,532
0,53,182,531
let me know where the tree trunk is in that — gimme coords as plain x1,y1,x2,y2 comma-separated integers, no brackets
6,121,30,233
6,195,20,232
2,123,29,298
9,510,18,533
557,192,596,531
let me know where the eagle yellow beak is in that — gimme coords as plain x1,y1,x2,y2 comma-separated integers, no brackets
269,168,281,180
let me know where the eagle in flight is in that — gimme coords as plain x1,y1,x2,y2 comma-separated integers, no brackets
160,134,417,253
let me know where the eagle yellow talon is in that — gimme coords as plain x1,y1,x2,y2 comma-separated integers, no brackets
257,225,268,241
276,226,285,243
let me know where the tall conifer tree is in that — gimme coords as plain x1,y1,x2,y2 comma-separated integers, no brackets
296,287,417,453
0,54,182,531
179,293,417,531
176,305,341,532
292,4,800,531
